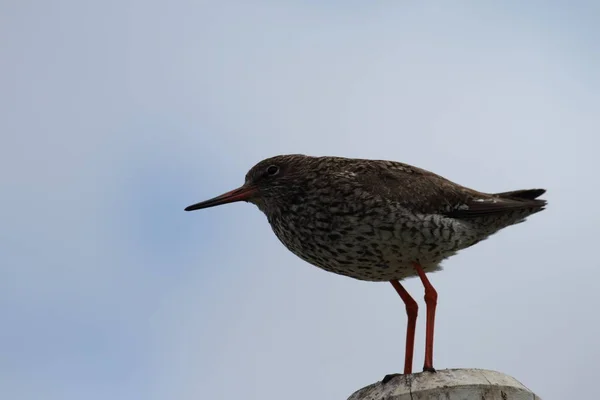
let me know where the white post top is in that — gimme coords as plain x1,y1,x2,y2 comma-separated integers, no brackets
347,368,541,400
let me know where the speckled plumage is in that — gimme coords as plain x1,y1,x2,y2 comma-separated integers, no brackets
234,154,546,282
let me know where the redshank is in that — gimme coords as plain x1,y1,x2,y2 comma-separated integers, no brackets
185,155,546,375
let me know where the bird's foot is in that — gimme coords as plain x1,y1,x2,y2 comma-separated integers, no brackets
381,373,401,384
382,367,435,383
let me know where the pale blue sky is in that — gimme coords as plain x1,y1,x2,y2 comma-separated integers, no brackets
2,1,599,399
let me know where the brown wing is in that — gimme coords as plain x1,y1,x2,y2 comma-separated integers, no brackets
354,160,546,219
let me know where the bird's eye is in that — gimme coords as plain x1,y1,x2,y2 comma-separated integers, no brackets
266,165,280,176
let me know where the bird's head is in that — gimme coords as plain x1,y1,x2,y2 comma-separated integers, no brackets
184,154,315,215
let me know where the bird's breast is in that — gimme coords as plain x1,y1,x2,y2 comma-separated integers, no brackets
265,201,477,281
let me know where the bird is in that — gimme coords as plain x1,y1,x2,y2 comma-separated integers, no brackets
184,154,546,375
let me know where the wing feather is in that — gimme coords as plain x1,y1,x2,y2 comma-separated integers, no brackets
354,160,546,220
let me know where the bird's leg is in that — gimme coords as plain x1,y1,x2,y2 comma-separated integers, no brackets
412,262,437,372
389,280,418,375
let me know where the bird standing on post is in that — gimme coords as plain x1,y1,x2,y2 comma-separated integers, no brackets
185,154,546,375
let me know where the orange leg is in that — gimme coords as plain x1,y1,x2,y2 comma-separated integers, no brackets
390,280,418,375
412,262,438,372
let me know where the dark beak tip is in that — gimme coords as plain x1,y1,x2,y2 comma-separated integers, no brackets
184,204,200,212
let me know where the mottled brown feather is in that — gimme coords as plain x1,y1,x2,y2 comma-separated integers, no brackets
350,159,546,220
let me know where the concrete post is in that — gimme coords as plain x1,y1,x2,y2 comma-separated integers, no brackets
347,369,541,400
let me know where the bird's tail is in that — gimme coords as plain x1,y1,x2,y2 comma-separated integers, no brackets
494,188,546,201
493,188,548,222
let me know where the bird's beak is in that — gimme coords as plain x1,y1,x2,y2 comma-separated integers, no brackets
184,185,258,211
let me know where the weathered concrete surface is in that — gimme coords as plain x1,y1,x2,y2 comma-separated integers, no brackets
347,369,541,400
